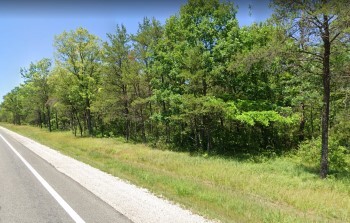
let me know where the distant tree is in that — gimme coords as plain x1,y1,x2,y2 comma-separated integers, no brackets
100,24,133,140
151,0,239,151
54,27,101,136
21,58,53,131
1,86,25,125
132,17,163,142
50,66,86,136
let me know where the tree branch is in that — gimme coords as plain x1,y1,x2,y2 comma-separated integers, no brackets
297,49,323,60
330,32,341,43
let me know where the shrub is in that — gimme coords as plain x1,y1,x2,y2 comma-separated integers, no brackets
298,137,349,173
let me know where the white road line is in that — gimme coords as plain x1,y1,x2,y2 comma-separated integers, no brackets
0,134,85,223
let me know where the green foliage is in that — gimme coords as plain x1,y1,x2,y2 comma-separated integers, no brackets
20,58,53,130
54,27,102,135
298,138,350,173
0,86,27,125
1,0,350,174
235,110,294,127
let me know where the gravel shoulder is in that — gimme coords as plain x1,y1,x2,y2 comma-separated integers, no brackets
0,126,213,223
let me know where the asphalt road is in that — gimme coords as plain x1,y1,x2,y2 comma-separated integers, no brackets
0,128,132,223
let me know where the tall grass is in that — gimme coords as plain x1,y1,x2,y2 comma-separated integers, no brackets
2,123,350,223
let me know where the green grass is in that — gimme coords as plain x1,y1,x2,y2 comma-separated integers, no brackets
2,123,350,223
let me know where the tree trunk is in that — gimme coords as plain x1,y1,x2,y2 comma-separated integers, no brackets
38,110,42,128
125,107,130,141
206,127,211,154
42,112,46,129
299,102,305,141
55,111,59,130
204,116,212,154
75,112,83,137
148,85,153,135
320,14,331,179
310,105,314,137
47,106,52,132
194,118,200,149
162,100,170,143
122,85,130,141
71,112,77,137
140,107,146,143
86,98,93,136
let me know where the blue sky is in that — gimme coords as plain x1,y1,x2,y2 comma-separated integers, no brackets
0,0,272,102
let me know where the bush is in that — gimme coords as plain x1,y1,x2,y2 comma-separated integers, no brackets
298,137,349,173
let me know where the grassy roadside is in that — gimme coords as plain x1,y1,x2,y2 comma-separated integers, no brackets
1,123,349,222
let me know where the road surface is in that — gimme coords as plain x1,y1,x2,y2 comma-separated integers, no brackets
0,128,132,223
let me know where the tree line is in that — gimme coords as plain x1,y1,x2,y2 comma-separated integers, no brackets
1,0,350,178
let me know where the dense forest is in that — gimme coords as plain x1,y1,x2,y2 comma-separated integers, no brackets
1,0,350,178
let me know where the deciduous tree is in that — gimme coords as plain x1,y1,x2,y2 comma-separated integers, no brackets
54,27,101,136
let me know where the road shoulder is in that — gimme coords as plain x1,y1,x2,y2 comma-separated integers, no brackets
0,126,211,223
